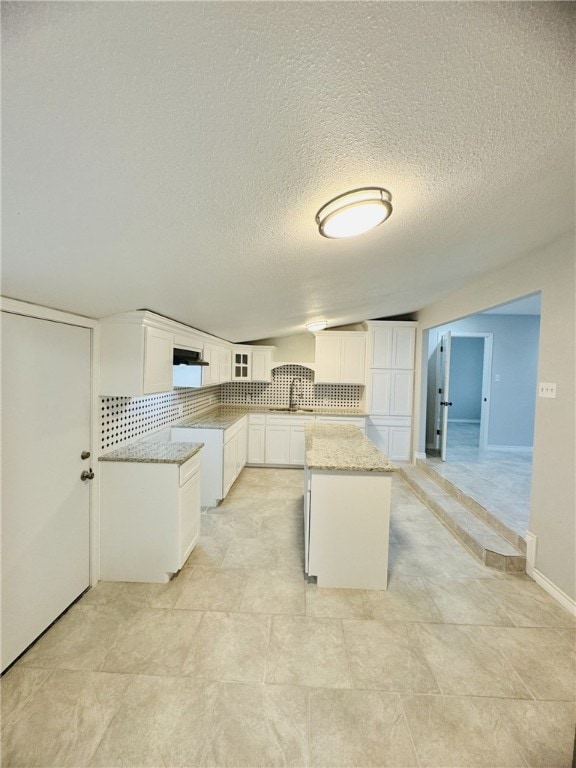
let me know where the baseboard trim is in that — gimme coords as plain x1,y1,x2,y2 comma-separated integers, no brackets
414,452,427,461
525,560,576,617
485,444,533,453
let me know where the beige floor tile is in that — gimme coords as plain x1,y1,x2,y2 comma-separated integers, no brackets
173,566,248,611
90,675,219,767
555,627,576,648
478,578,576,628
99,607,202,676
201,512,262,538
240,568,306,615
401,694,527,767
266,616,351,689
367,578,444,623
490,626,576,701
80,577,187,610
415,623,532,698
17,605,127,672
222,537,284,569
494,699,576,768
183,536,231,567
182,612,271,683
342,619,439,694
1,669,132,768
309,688,418,768
0,667,54,729
306,586,376,620
201,682,309,767
424,577,514,625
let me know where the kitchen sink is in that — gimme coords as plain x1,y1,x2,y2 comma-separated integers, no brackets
268,408,314,413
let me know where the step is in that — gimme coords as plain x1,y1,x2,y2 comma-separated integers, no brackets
398,464,526,573
415,458,527,555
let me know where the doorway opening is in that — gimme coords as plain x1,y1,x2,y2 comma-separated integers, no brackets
423,292,541,541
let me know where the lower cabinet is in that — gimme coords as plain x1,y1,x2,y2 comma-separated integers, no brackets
264,415,315,465
247,414,266,463
366,416,412,461
100,452,201,583
174,417,247,507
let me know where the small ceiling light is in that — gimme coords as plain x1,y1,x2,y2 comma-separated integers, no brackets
316,187,393,238
306,320,328,332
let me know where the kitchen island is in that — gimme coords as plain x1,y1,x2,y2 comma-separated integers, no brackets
304,423,395,590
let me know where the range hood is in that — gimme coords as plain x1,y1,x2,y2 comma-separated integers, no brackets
173,348,209,366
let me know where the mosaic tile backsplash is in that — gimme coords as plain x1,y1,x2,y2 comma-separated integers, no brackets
221,364,363,410
100,365,362,451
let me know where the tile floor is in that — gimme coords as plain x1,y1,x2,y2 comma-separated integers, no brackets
429,423,533,537
2,468,575,767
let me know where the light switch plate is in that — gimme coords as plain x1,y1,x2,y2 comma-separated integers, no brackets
538,382,556,398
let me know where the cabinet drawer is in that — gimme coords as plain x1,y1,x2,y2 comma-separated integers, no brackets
179,453,201,486
266,414,315,427
249,414,266,425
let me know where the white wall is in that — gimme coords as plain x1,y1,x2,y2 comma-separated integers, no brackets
415,233,575,602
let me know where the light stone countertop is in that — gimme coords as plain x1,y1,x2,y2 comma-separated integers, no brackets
177,405,368,430
305,423,396,473
98,441,203,465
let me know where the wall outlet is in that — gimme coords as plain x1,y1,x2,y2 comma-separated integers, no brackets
538,382,556,398
177,404,184,417
494,374,501,382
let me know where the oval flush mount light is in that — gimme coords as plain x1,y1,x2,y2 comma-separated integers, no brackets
316,187,393,238
306,320,328,332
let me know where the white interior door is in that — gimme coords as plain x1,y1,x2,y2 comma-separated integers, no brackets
438,331,452,461
1,313,92,671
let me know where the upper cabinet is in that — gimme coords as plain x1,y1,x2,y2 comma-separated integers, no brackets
232,345,275,383
100,313,175,396
251,346,274,382
314,332,367,384
369,324,415,369
232,347,251,381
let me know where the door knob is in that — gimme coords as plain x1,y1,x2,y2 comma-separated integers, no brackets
81,450,91,460
440,401,453,407
80,469,95,481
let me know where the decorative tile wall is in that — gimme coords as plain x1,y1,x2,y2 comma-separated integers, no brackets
100,386,221,451
221,364,363,409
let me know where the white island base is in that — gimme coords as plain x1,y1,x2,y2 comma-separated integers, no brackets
305,470,391,589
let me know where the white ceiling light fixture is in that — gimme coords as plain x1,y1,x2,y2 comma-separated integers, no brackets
316,187,393,238
306,320,328,332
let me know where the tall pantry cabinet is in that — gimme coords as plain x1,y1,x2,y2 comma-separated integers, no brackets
365,321,416,461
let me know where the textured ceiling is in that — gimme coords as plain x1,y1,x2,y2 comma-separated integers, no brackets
2,1,574,341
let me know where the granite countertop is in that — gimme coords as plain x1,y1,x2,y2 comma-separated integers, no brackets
99,441,203,465
305,423,396,473
177,405,368,430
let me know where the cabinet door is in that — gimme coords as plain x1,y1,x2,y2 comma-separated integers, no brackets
390,371,414,416
388,427,411,461
314,335,342,383
236,425,247,475
219,346,232,384
232,348,251,381
366,424,390,456
251,348,272,382
341,335,367,384
143,327,173,394
265,425,291,464
370,326,393,368
369,370,392,414
223,438,237,496
179,468,201,566
289,426,306,465
248,424,266,463
392,327,416,369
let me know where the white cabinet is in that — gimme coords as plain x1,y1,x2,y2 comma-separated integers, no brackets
100,452,201,583
366,417,412,461
365,321,416,461
173,417,247,506
247,414,266,463
314,332,367,384
204,343,232,386
100,314,174,396
251,346,274,382
264,414,315,465
369,324,415,369
232,347,251,381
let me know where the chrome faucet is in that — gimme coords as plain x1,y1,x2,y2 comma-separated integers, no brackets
289,377,303,411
